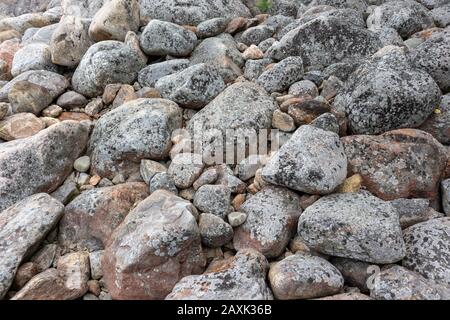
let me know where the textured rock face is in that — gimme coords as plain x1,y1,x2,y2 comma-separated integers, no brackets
334,46,441,135
269,253,344,300
370,265,450,300
102,190,205,300
342,129,447,201
0,0,52,17
0,113,45,141
419,94,450,145
390,198,443,229
11,43,57,77
139,0,251,25
72,32,147,97
297,192,406,264
367,0,435,38
402,218,450,285
88,99,182,180
166,249,272,300
193,185,231,219
411,31,450,92
59,183,149,251
256,56,304,94
0,194,64,299
233,186,302,258
138,59,189,88
61,0,108,18
262,125,347,195
0,121,90,212
155,63,225,109
267,15,381,67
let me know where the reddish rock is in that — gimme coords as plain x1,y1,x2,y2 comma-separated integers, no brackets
102,190,205,300
59,182,149,251
0,113,45,141
342,129,447,200
287,99,331,125
0,39,21,81
13,262,39,290
58,112,92,122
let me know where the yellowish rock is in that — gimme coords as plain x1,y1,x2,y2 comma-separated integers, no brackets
337,174,363,193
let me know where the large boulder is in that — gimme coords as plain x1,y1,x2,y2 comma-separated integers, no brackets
367,0,435,38
102,190,205,300
267,15,381,67
166,249,272,300
139,0,251,25
0,194,64,299
297,192,406,264
334,46,441,135
0,121,90,212
88,98,182,180
59,183,149,252
342,129,448,201
72,32,147,97
234,186,302,258
262,125,347,195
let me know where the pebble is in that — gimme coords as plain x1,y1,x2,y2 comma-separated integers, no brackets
73,156,91,173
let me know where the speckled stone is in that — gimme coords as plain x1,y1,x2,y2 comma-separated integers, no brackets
138,59,189,88
256,56,304,94
193,185,231,219
298,192,406,264
199,213,234,248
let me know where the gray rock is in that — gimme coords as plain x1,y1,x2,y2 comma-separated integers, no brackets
57,91,88,110
289,80,318,97
11,43,58,77
403,218,450,285
102,190,205,300
310,113,340,134
0,70,69,103
50,182,79,205
322,60,362,82
139,0,251,25
0,194,64,299
240,25,275,46
140,20,197,57
88,98,182,180
50,15,93,68
149,172,178,194
72,32,147,98
269,253,344,300
443,179,450,215
267,15,381,67
234,186,302,258
30,243,58,272
236,155,268,181
192,168,219,191
371,27,404,47
227,212,247,227
22,23,58,45
189,35,244,82
419,94,450,145
166,249,272,300
258,38,277,52
244,58,274,81
0,0,53,17
390,198,444,228
256,56,304,94
307,0,368,13
411,31,450,92
330,257,373,293
371,265,450,300
297,192,406,264
140,159,167,184
0,121,89,212
262,125,347,195
138,59,189,88
367,0,435,38
89,250,104,280
194,185,231,219
431,4,450,27
335,46,441,135
73,156,90,173
61,0,108,18
196,18,229,38
416,0,450,9
155,63,225,109
199,213,234,248
168,153,205,189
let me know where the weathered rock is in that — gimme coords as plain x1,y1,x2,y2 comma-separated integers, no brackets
402,218,450,285
140,159,167,184
310,112,340,134
140,20,197,57
89,0,140,42
149,172,178,194
342,129,447,201
156,63,225,109
390,198,443,229
335,46,441,135
419,94,450,144
289,80,318,97
72,32,147,98
315,292,373,300
59,182,149,251
11,43,57,77
256,56,304,94
411,31,450,92
196,18,229,38
287,100,331,125
30,244,57,272
0,0,52,17
166,249,272,300
168,153,204,189
0,121,89,212
367,0,435,38
267,15,381,67
0,113,45,141
234,186,302,258
0,70,69,104
244,58,274,81
139,0,251,25
330,257,373,293
297,192,406,264
431,4,450,27
0,194,64,299
227,211,247,227
138,59,189,88
193,185,231,219
443,179,450,215
22,23,58,45
370,265,450,300
12,252,90,300
269,253,344,300
50,182,79,205
272,109,296,132
88,98,182,180
199,213,234,248
0,39,21,81
193,168,219,191
102,190,205,300
13,262,39,290
189,36,244,82
57,91,88,110
61,0,108,18
241,25,275,46
262,125,347,195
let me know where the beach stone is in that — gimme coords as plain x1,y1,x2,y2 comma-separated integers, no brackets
197,18,229,38
138,59,189,88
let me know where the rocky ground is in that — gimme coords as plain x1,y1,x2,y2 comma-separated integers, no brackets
0,0,450,301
